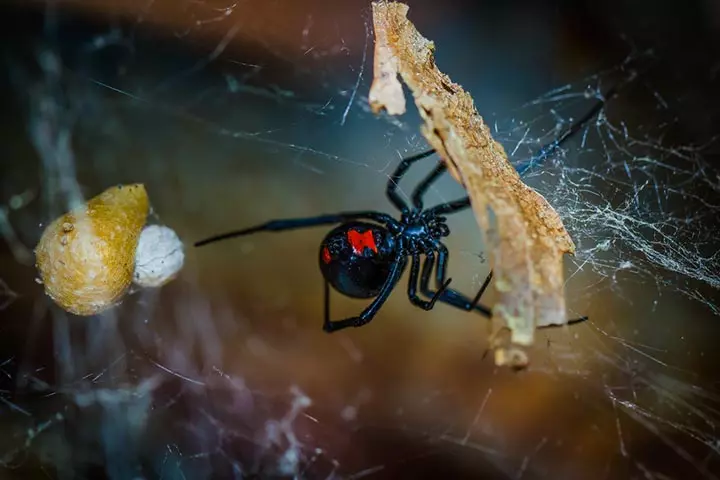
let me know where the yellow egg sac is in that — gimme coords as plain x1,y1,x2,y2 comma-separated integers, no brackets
35,184,149,316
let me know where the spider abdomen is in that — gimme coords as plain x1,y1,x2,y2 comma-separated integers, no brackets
319,222,395,299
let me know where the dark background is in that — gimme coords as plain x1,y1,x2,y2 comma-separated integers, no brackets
1,0,719,479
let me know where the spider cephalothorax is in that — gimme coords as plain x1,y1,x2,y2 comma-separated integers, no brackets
395,210,450,253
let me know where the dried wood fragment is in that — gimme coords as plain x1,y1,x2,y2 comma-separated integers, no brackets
369,2,576,367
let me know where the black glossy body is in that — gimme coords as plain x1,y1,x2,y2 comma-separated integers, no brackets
194,86,613,332
319,222,395,298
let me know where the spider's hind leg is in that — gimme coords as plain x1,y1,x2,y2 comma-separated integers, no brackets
386,149,436,213
411,161,446,210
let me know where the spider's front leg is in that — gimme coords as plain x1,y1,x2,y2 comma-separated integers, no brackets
420,246,494,317
422,248,590,326
407,252,452,310
322,255,408,333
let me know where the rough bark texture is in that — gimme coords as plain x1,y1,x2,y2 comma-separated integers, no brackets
369,2,575,367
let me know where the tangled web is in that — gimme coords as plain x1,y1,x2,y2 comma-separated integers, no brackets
1,1,719,479
521,85,720,310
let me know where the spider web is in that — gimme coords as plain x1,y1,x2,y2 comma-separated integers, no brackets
1,0,719,478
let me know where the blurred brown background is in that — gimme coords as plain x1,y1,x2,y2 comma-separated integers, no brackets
1,0,719,479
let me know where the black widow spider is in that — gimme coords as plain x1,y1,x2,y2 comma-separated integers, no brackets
195,89,616,333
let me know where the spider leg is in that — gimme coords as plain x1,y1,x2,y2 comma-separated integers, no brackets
423,250,588,326
386,149,436,213
411,162,446,210
465,273,590,326
407,252,452,310
323,280,331,329
417,84,623,216
323,254,408,333
428,196,471,216
407,158,471,214
194,211,395,247
515,82,622,176
419,247,493,317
